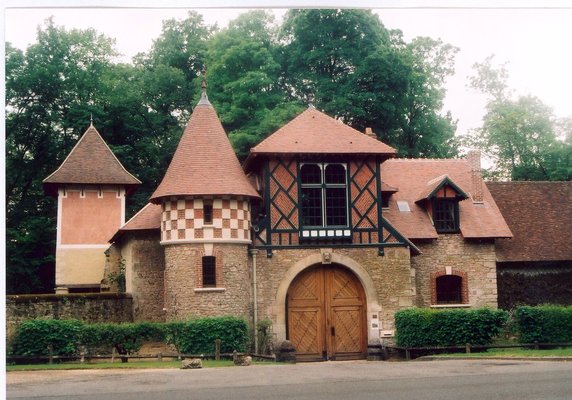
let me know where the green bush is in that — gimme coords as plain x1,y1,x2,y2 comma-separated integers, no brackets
515,305,572,343
395,307,509,347
10,319,84,356
9,317,248,358
178,316,249,354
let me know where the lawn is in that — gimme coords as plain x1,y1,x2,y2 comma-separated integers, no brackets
6,359,246,371
436,347,572,358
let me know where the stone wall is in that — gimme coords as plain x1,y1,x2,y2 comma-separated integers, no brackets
6,293,133,341
411,235,498,308
163,243,251,321
121,231,166,322
254,245,413,345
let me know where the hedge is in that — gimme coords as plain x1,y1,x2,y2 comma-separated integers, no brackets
515,305,572,343
395,307,508,347
9,316,249,358
10,319,84,356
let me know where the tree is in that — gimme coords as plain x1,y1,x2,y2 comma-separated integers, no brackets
465,56,571,180
206,10,303,160
278,9,459,158
5,19,118,293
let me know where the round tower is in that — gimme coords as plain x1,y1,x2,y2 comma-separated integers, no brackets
150,68,260,321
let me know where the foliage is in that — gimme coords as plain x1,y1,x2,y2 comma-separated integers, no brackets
497,267,572,310
463,56,572,181
10,319,84,356
107,258,126,293
395,307,509,347
515,305,572,344
163,321,188,354
256,319,274,355
177,316,249,354
9,318,249,359
206,10,304,160
7,10,463,293
279,10,459,158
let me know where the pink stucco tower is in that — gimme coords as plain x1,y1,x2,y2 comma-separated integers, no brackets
44,124,140,293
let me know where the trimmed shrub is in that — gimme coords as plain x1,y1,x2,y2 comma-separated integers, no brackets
395,307,508,347
10,319,84,356
515,305,572,343
178,316,249,354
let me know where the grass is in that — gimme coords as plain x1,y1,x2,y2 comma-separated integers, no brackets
435,347,572,358
6,359,247,371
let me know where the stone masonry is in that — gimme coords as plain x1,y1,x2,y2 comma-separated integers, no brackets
163,243,251,321
255,245,413,346
412,234,498,308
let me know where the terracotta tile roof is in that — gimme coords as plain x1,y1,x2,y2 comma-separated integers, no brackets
245,107,396,169
109,203,161,242
415,175,468,204
43,124,141,195
382,159,512,240
120,203,161,231
150,100,260,202
487,181,572,262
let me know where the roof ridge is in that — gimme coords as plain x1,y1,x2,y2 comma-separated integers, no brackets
43,124,141,186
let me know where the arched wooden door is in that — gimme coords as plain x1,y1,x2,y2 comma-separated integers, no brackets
287,264,367,361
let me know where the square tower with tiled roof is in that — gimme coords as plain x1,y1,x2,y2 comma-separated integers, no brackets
43,124,140,293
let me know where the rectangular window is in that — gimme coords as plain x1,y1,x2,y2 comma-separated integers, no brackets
202,256,216,287
433,199,459,233
203,202,213,225
300,163,348,228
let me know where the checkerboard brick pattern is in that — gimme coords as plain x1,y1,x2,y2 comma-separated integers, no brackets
161,197,251,242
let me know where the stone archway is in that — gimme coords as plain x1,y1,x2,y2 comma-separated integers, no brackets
274,252,381,354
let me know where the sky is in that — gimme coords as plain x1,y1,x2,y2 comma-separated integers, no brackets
3,2,572,138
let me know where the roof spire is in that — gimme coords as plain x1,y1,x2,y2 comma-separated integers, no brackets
198,65,211,106
90,113,94,127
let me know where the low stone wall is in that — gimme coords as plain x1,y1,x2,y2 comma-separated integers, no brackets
6,293,133,341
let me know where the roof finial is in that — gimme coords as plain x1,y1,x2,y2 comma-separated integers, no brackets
198,65,211,106
90,113,94,127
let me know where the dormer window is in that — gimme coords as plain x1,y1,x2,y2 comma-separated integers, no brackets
433,198,459,233
415,175,468,235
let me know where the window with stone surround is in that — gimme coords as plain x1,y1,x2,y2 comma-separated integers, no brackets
431,270,469,305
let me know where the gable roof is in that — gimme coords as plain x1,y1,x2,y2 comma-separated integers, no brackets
245,107,396,170
150,97,259,202
43,124,141,195
415,174,469,204
487,181,572,262
382,159,512,240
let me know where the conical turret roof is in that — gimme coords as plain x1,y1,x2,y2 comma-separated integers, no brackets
43,124,141,196
150,96,259,202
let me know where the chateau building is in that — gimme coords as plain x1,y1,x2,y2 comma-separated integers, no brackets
45,82,515,360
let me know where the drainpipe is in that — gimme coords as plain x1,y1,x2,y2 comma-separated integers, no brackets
250,248,259,354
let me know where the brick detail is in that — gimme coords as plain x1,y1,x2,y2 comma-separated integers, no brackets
430,269,469,304
161,197,251,242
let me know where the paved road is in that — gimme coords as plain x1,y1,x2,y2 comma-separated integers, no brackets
7,359,572,400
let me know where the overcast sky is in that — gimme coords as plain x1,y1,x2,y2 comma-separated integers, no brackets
4,2,572,137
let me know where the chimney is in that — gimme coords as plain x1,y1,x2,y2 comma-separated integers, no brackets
365,127,376,138
467,150,484,203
